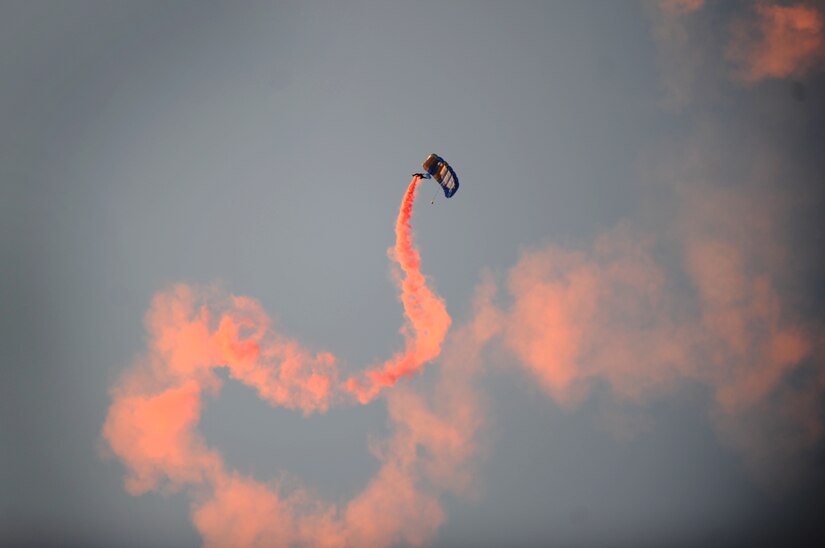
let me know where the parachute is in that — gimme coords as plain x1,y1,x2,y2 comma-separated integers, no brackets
421,154,459,198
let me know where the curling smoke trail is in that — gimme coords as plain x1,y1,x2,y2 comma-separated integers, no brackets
346,176,451,403
102,176,460,546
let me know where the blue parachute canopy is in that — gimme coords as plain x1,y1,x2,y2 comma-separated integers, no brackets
422,153,459,198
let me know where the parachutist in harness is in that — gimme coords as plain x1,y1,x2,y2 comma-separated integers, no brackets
411,172,439,204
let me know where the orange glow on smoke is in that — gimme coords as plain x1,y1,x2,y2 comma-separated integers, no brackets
728,3,825,81
102,176,462,546
346,176,451,402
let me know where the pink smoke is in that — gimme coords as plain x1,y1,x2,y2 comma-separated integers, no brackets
728,3,825,81
346,176,452,403
102,177,466,546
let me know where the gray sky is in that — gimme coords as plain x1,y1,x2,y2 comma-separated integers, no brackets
3,1,825,546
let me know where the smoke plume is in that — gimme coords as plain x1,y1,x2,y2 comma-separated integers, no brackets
346,176,451,403
728,3,825,82
102,177,467,546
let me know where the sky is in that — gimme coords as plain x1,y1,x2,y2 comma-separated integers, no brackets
2,1,825,546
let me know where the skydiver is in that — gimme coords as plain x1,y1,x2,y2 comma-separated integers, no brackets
412,172,430,179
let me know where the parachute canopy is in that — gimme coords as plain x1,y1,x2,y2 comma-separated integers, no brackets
422,154,459,198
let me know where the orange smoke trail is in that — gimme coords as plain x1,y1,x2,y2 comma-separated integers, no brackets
102,283,482,546
102,176,464,546
346,176,451,403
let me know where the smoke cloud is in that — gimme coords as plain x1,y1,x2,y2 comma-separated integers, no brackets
728,3,825,82
102,178,475,546
491,181,824,486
